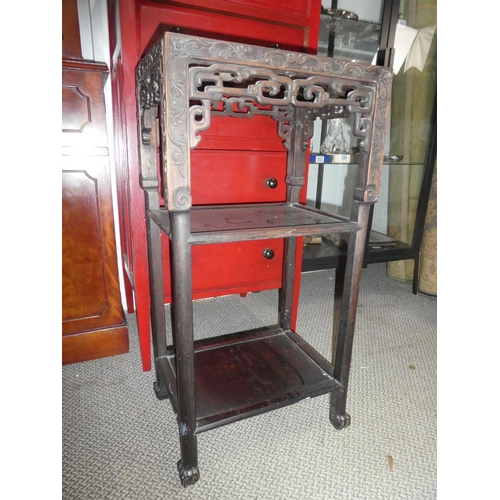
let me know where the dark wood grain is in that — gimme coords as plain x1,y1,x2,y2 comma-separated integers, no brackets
158,327,341,432
193,331,340,430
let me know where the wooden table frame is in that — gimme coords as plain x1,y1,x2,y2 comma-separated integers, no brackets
136,32,392,487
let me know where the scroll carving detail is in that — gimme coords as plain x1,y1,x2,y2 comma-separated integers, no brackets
136,33,393,211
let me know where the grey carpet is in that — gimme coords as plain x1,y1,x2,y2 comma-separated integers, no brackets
62,263,437,499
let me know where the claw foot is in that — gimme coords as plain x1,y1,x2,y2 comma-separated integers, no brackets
177,459,200,487
330,412,351,430
153,381,169,400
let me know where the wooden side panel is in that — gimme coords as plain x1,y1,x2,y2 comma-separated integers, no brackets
63,327,129,365
62,161,124,333
62,156,128,362
62,63,108,149
62,169,109,325
62,63,128,365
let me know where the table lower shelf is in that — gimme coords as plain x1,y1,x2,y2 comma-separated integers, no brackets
158,326,341,433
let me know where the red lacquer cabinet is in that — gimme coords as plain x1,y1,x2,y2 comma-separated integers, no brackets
107,0,321,370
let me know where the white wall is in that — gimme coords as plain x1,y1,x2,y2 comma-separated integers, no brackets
76,0,128,309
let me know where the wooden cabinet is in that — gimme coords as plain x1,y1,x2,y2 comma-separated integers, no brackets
107,0,321,371
62,56,128,364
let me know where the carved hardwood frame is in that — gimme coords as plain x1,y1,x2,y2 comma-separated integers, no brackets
137,33,392,212
135,32,393,487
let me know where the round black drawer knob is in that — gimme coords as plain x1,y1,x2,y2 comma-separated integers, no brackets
263,248,275,259
266,178,278,189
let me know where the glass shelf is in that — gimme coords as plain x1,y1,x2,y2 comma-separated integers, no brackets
309,154,425,167
318,14,381,63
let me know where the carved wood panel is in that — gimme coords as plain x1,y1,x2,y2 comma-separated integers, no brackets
137,33,392,213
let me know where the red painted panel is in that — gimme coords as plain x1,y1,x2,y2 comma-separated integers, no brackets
197,115,286,152
151,0,319,32
138,2,312,55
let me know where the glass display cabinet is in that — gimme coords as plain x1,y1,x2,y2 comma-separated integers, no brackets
318,7,381,63
303,0,436,294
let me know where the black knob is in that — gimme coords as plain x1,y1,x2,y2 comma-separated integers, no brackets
272,43,281,49
263,248,275,259
266,178,278,189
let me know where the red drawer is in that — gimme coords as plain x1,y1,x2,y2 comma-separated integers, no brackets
162,237,284,302
191,150,286,205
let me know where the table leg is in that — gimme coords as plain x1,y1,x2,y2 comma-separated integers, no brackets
330,201,371,430
170,211,200,486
